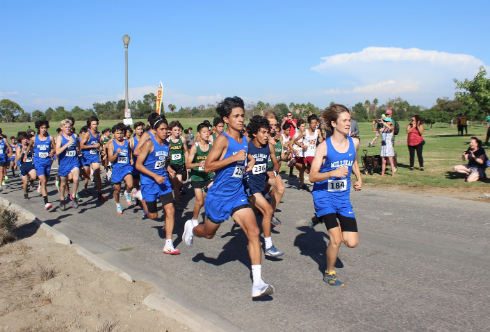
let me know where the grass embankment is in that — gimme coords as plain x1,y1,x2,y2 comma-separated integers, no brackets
1,119,488,191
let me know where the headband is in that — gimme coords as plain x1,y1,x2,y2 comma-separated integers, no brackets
153,118,163,129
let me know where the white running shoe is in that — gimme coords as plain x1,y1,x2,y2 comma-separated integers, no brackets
252,283,275,298
132,189,142,201
162,244,180,255
183,220,195,246
45,203,53,210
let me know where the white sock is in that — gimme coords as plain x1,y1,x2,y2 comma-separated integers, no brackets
116,203,121,208
165,239,173,247
124,190,128,196
192,218,198,223
251,265,264,285
264,237,273,249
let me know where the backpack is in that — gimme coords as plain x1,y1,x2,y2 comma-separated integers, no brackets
393,120,400,135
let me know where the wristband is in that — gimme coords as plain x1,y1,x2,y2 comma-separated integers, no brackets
273,171,278,177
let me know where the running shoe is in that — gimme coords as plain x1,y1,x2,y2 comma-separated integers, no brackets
117,205,123,215
252,283,275,298
120,191,124,197
98,193,106,200
125,192,132,205
183,220,195,246
24,194,29,200
323,271,344,287
55,179,60,192
271,216,282,226
142,210,147,219
4,175,8,180
287,158,296,168
180,188,187,196
45,203,53,210
132,190,143,201
300,184,311,192
106,170,112,181
72,198,79,209
69,194,73,201
308,214,323,228
369,142,372,147
288,173,297,179
37,183,41,194
3,180,7,186
59,199,66,211
265,245,284,258
162,244,180,255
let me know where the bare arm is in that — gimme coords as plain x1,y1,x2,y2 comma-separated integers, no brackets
317,129,324,143
185,144,200,169
107,141,119,163
135,140,166,184
269,142,279,172
204,134,244,173
351,138,362,191
133,132,151,156
56,135,74,155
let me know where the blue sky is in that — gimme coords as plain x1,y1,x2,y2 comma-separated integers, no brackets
1,0,489,112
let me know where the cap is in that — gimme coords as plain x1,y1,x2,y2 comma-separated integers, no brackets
384,117,392,122
385,109,392,115
381,114,386,118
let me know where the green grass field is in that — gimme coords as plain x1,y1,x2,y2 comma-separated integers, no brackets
1,118,488,190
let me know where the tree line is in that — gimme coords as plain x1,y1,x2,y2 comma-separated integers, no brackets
1,67,489,126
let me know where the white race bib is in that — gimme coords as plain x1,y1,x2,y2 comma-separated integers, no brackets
66,150,76,157
38,152,49,158
155,160,165,169
171,153,181,161
117,157,128,164
25,157,33,163
0,150,3,155
198,166,204,171
90,150,98,155
232,165,245,178
252,164,266,175
327,179,347,192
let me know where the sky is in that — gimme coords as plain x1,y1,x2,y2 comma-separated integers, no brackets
1,0,489,113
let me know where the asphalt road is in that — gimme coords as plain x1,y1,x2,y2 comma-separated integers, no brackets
3,170,490,331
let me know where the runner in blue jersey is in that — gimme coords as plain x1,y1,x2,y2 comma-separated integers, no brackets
56,119,81,211
8,136,17,178
130,122,145,212
244,115,283,258
135,115,179,255
182,97,275,298
15,132,36,200
80,116,105,200
27,120,55,209
309,104,362,287
107,123,134,215
0,128,13,193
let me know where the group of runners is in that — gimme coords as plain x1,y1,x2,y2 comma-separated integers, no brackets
0,97,362,297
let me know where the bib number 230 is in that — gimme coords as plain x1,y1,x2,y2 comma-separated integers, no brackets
155,160,165,169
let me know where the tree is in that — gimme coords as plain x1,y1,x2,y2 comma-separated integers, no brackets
31,110,46,122
0,99,23,122
45,107,54,121
17,110,31,123
454,66,490,113
51,106,71,122
256,101,266,115
168,104,176,113
197,105,205,116
352,102,368,122
185,107,192,118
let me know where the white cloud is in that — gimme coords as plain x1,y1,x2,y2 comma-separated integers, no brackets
310,47,488,105
0,91,20,97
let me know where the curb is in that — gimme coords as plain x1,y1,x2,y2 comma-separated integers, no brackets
1,197,227,332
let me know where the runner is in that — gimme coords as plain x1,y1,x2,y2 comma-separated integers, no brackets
27,120,55,209
8,136,17,177
244,115,284,257
309,104,362,287
303,114,323,173
182,96,275,298
80,116,105,200
289,119,308,190
56,119,81,211
100,128,112,182
15,132,36,200
130,122,145,192
263,111,287,226
125,126,133,140
168,121,187,208
135,115,179,255
185,123,214,227
209,117,225,144
0,129,13,193
107,123,133,215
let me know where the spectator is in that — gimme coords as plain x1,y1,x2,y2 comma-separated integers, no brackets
373,117,396,177
407,115,425,171
350,118,359,139
457,116,462,136
319,118,333,140
369,114,385,147
484,112,490,148
385,109,396,146
281,112,297,139
461,114,468,135
453,137,487,182
186,127,194,150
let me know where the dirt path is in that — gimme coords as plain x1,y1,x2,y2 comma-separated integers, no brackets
0,218,191,332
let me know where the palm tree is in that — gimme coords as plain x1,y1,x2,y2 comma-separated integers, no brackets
372,98,378,117
364,100,371,116
168,104,176,113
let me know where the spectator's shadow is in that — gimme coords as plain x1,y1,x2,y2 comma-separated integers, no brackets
294,226,343,273
395,162,411,169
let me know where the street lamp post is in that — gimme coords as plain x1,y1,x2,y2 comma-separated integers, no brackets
122,34,132,125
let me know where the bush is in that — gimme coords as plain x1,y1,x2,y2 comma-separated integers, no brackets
0,207,19,245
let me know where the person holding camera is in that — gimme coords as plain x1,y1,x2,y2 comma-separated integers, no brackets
407,115,425,171
372,118,396,177
453,137,487,182
369,114,385,147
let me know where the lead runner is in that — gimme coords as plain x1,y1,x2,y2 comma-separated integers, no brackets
183,96,275,298
309,104,362,287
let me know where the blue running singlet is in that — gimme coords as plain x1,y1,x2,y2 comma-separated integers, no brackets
0,138,7,163
140,134,172,202
9,143,16,162
81,130,100,166
205,132,249,223
33,135,52,177
58,134,80,177
312,136,356,218
19,145,35,176
132,136,140,176
243,140,269,196
111,139,133,184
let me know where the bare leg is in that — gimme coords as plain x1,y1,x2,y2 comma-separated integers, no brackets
381,157,387,176
163,202,175,239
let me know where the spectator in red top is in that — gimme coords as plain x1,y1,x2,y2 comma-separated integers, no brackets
281,112,297,139
407,114,424,171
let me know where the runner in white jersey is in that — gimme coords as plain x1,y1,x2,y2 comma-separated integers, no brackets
303,114,323,171
289,119,308,190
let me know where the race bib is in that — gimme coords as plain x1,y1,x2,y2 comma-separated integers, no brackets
66,150,76,157
252,164,266,175
25,157,33,163
0,150,3,155
232,165,245,178
117,157,128,164
171,153,181,161
155,160,165,169
38,152,49,158
309,144,316,150
198,166,204,171
327,179,347,192
90,150,98,155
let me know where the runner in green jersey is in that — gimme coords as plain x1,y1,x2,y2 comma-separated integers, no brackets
168,121,188,207
185,123,214,226
209,117,224,144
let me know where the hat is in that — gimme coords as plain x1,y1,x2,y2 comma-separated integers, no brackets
381,114,386,118
385,109,392,115
384,117,392,122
